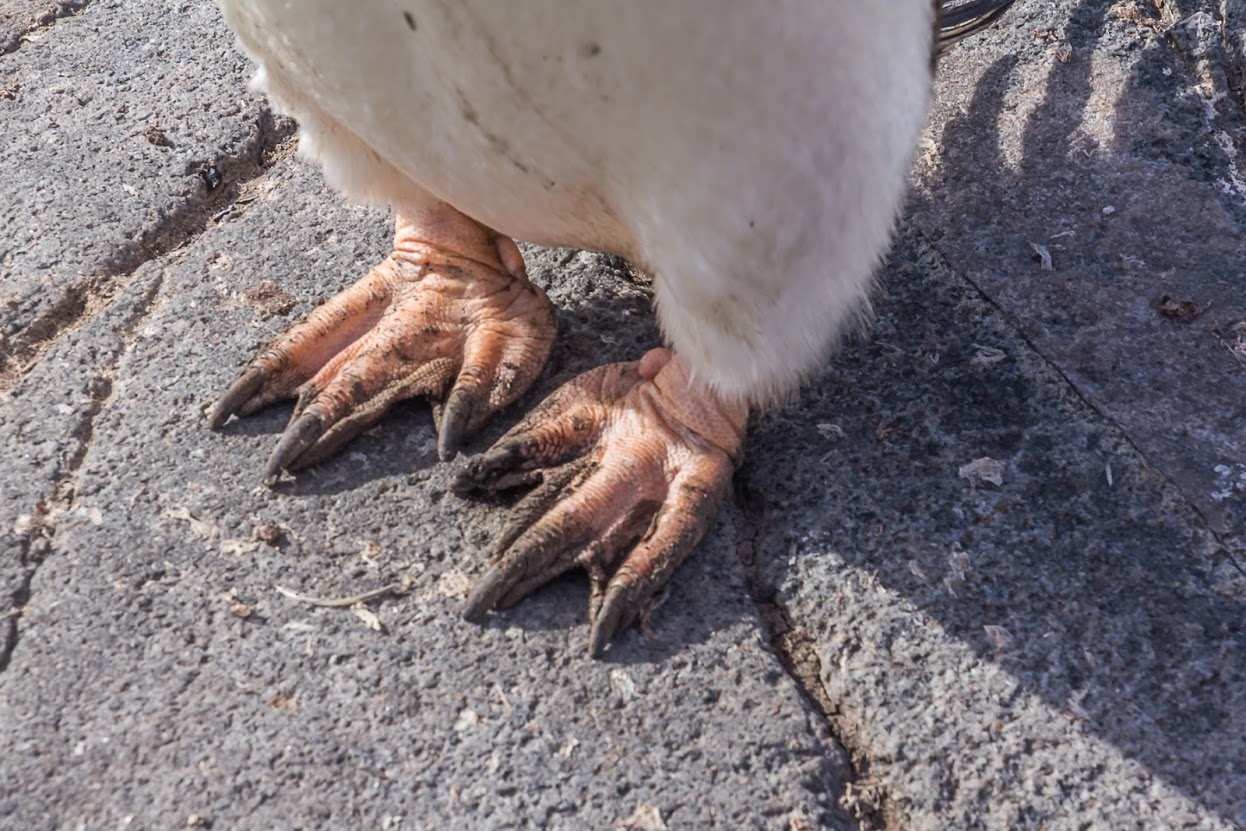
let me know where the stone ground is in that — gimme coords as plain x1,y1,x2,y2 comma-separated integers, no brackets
1,1,1243,829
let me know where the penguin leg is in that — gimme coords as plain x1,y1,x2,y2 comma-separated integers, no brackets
453,347,746,657
209,204,556,480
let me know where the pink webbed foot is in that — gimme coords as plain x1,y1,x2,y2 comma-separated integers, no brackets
209,210,556,480
454,348,748,657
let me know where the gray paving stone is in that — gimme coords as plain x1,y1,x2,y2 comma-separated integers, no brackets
0,0,276,375
737,4,1246,826
746,226,1243,830
913,0,1246,542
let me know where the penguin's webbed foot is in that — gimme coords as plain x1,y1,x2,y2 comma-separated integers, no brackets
454,348,746,657
209,210,556,480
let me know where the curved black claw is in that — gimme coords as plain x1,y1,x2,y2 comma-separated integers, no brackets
262,411,326,484
462,565,515,623
437,386,477,462
588,583,633,659
209,366,267,429
452,442,548,495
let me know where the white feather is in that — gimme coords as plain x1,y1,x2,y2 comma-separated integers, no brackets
218,0,934,405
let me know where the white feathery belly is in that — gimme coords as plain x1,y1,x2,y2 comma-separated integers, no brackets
217,0,934,404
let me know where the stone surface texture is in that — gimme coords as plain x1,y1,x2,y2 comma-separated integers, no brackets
1,2,1242,829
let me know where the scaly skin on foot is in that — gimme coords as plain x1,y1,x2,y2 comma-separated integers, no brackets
454,348,747,656
209,212,556,480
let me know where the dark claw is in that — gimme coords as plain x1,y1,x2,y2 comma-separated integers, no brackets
452,443,534,494
461,526,587,622
588,582,634,659
209,366,267,429
288,412,381,471
462,565,515,623
262,411,326,484
437,386,475,462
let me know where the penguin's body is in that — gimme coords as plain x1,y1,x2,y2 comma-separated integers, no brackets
221,1,935,399
213,0,1015,653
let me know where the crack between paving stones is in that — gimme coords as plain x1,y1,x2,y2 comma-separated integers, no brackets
0,0,93,55
2,110,296,673
0,109,298,395
0,576,29,671
0,265,166,674
733,506,889,831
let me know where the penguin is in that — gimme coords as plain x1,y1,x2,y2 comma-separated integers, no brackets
210,0,1015,655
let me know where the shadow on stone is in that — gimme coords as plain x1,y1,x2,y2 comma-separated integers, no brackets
750,1,1245,822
